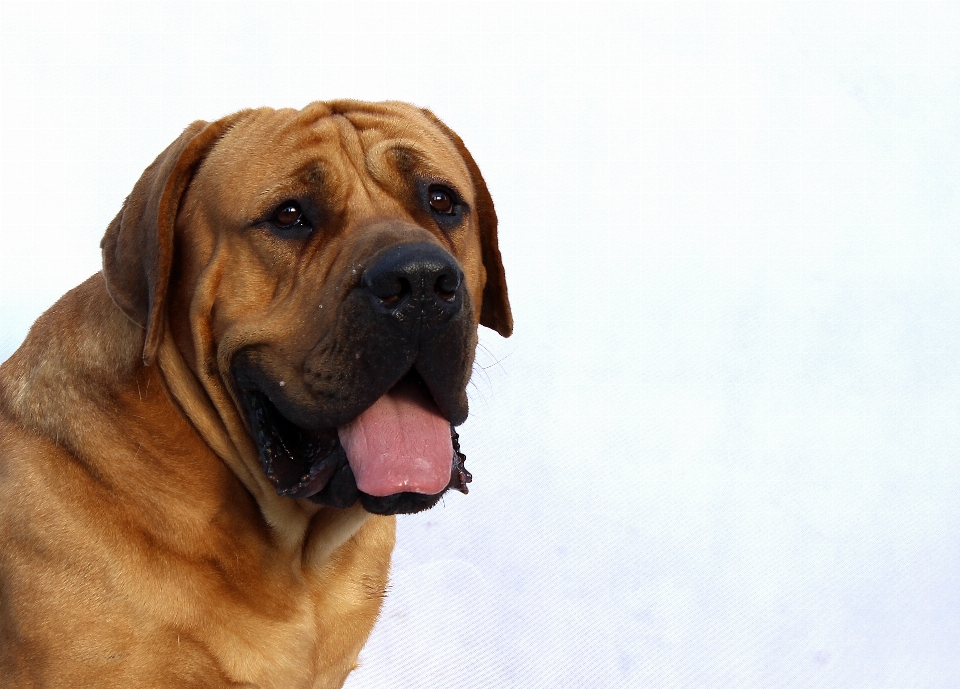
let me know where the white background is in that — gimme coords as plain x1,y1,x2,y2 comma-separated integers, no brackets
2,2,960,687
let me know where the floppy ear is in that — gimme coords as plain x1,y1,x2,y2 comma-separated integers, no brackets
420,110,513,337
101,116,241,366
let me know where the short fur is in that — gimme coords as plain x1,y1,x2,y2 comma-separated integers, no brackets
0,101,510,688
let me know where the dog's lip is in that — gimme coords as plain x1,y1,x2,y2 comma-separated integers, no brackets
237,368,444,428
236,370,472,506
239,388,343,498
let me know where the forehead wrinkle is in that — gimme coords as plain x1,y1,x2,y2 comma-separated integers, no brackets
340,106,468,179
331,116,368,176
330,114,390,210
344,106,464,163
294,101,334,126
267,102,334,143
364,140,472,202
257,116,339,179
338,102,427,134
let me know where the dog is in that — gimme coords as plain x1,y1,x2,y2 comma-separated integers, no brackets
0,100,511,688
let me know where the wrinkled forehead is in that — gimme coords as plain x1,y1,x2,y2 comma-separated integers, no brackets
198,102,472,199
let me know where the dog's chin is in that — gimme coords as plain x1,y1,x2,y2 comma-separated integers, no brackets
237,375,472,516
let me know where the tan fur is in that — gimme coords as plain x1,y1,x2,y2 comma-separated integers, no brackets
0,101,510,688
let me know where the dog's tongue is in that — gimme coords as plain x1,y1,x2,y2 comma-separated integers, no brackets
338,378,453,497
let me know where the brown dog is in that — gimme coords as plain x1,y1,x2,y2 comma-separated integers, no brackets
0,101,511,688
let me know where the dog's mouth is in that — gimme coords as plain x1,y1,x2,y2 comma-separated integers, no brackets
239,370,472,515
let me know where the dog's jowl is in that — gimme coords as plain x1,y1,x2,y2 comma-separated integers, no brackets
0,101,511,688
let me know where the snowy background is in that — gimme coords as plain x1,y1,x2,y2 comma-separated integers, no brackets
3,2,960,687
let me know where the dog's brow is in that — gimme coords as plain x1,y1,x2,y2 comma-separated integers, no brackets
296,161,325,187
256,183,295,199
255,162,326,199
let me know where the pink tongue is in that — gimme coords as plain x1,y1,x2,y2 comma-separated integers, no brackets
338,378,453,497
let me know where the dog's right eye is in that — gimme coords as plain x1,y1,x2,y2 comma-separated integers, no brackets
273,202,304,228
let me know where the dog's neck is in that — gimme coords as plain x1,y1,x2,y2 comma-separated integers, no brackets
155,324,372,562
0,272,372,568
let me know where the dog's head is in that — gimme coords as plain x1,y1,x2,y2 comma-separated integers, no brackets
101,101,511,515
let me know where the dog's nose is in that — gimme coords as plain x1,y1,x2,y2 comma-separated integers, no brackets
362,242,464,331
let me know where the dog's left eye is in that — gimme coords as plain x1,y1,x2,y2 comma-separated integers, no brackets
428,186,456,215
273,201,304,228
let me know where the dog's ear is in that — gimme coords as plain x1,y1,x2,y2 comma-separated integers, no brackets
101,115,241,365
420,110,513,337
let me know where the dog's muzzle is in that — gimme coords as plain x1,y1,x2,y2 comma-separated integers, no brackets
235,241,477,515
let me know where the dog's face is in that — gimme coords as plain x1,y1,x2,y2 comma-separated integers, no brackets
103,101,511,516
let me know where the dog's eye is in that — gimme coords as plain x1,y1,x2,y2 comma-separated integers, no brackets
273,202,304,228
428,186,455,215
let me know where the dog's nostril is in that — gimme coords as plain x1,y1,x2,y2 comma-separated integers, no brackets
377,277,411,308
434,273,460,303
